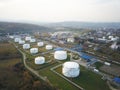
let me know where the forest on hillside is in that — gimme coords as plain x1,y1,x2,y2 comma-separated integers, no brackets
0,22,54,34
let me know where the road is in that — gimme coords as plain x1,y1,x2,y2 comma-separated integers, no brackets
18,49,46,81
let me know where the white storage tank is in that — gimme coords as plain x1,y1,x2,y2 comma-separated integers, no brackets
30,48,38,54
14,38,21,42
30,39,36,43
62,62,80,78
25,36,31,41
54,51,67,60
35,56,45,64
37,42,44,47
19,40,25,44
46,45,53,50
23,44,30,49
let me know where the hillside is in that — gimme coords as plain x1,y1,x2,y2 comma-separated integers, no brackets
43,21,120,29
1,21,120,34
0,22,54,34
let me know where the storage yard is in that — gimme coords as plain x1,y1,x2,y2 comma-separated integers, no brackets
8,31,120,90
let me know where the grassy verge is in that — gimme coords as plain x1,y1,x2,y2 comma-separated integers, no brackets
54,65,110,90
38,63,79,90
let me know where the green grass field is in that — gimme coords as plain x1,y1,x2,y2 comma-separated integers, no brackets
55,66,110,90
38,63,79,90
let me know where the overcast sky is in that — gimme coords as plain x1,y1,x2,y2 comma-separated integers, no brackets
0,0,120,22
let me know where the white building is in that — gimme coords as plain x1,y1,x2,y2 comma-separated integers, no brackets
111,37,118,41
98,38,106,41
67,37,75,43
108,36,113,39
94,69,99,72
62,62,80,77
9,35,14,39
110,42,120,50
102,36,106,39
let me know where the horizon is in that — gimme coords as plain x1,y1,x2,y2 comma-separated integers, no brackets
0,0,120,22
0,20,120,24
